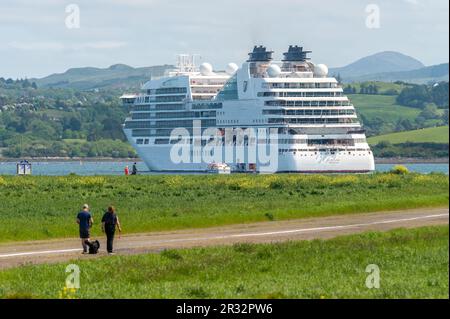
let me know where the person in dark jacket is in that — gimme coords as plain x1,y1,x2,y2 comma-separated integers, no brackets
76,204,93,254
131,162,138,175
101,206,122,254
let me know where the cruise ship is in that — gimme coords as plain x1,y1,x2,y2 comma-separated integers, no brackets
121,46,375,173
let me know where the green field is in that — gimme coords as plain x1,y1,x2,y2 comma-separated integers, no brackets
368,126,449,144
0,226,447,299
350,94,422,122
347,81,412,95
0,174,448,243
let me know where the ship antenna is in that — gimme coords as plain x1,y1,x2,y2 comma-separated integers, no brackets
176,54,200,72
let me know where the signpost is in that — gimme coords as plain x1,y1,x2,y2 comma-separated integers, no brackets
17,160,32,175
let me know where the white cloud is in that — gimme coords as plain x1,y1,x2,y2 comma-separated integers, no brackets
98,0,160,7
8,41,65,51
403,0,420,5
80,41,127,49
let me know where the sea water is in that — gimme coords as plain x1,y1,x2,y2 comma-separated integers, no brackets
0,161,448,175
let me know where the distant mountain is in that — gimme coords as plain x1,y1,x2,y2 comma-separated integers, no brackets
330,51,425,78
34,64,174,90
347,63,449,84
30,51,448,90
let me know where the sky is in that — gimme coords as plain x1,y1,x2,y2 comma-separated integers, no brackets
0,0,448,79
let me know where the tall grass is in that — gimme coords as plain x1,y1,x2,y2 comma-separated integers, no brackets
0,173,448,243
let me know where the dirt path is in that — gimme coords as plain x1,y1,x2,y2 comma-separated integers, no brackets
0,207,448,270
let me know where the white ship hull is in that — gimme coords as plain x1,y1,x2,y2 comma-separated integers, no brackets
131,143,375,173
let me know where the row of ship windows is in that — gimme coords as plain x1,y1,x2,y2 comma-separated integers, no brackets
258,92,344,98
191,81,227,86
153,139,266,146
137,143,371,155
134,95,186,104
139,138,366,146
268,118,358,124
193,96,219,101
152,95,186,103
136,138,150,145
192,102,223,109
279,149,372,155
218,119,239,124
146,87,187,95
131,104,351,115
132,104,184,111
131,111,216,120
132,92,346,105
280,148,370,151
168,150,373,157
132,102,223,112
133,95,347,107
220,119,352,127
263,109,355,116
252,119,266,124
191,88,221,94
264,101,351,107
262,83,339,89
130,128,364,137
152,138,311,145
125,119,216,129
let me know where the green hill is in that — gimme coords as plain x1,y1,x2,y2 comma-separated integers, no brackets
348,63,449,84
350,94,423,136
329,51,447,83
368,126,449,144
330,51,425,78
33,64,174,90
351,94,422,122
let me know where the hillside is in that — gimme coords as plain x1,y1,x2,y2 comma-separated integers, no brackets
28,51,447,89
347,63,449,84
349,94,423,136
350,94,421,121
329,51,448,84
34,64,174,90
368,126,449,144
330,51,424,78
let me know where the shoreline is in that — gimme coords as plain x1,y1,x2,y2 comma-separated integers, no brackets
0,157,448,164
374,157,449,164
0,157,141,163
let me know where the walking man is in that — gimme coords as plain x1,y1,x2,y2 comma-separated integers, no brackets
76,204,93,254
101,206,122,255
131,162,138,175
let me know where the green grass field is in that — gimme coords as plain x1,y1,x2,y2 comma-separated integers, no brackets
0,226,447,299
347,82,412,94
0,174,448,243
350,94,422,122
368,126,449,145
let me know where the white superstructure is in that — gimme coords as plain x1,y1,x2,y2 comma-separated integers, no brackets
121,46,375,173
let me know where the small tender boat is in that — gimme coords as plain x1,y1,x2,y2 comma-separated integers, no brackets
207,162,231,174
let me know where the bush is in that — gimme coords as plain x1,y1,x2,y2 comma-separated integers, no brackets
390,165,409,175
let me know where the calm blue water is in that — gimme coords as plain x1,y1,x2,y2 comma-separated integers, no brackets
375,163,448,174
0,161,448,175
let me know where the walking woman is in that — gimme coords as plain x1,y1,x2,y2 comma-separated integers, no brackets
101,206,122,255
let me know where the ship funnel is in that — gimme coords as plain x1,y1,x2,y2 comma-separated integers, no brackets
282,45,311,61
247,45,274,62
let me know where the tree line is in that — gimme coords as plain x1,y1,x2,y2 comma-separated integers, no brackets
0,84,137,158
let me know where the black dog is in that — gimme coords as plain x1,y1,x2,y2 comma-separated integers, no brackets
84,240,100,254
